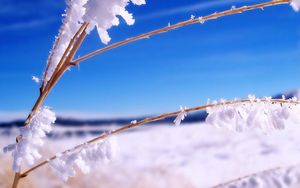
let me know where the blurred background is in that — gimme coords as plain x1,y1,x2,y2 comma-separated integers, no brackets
1,0,300,187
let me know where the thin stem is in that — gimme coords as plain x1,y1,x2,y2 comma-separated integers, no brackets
71,0,290,65
11,172,21,188
20,98,299,177
11,23,89,188
24,23,88,127
11,0,293,186
44,23,89,91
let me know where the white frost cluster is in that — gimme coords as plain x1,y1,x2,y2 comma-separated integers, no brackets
32,76,40,84
43,0,87,87
3,107,56,172
83,0,146,44
49,136,119,181
221,165,300,188
206,96,300,133
291,0,300,11
174,106,188,126
43,0,145,88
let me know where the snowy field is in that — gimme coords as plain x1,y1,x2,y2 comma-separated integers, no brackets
1,122,300,188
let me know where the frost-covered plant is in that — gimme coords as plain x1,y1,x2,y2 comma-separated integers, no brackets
42,0,145,88
3,107,55,172
206,96,300,133
49,135,119,181
3,0,299,188
174,106,188,126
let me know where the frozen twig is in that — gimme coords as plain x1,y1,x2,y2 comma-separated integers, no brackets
19,97,300,178
71,0,291,65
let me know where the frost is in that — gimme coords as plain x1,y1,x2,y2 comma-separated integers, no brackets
49,136,120,181
43,0,87,88
206,96,300,133
131,120,137,124
291,0,300,11
83,0,146,44
3,107,56,172
198,17,205,24
174,106,188,126
190,15,195,20
43,0,145,88
32,76,40,84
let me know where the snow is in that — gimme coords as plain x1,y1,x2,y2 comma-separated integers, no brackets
2,120,300,187
114,122,300,187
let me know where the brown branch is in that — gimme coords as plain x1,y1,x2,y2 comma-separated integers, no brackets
71,0,290,65
10,0,293,187
11,23,89,188
20,98,299,178
11,172,21,188
24,23,88,127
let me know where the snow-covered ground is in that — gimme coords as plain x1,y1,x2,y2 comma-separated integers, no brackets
1,122,300,187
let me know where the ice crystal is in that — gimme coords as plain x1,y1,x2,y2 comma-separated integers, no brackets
3,107,56,172
43,0,87,88
83,0,146,44
198,17,205,24
206,96,300,133
174,106,188,126
32,76,40,84
49,136,119,181
43,0,145,88
131,120,137,124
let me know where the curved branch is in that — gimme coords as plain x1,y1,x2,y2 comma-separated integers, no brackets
20,98,299,177
71,0,290,65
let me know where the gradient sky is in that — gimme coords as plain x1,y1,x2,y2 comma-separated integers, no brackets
0,0,300,117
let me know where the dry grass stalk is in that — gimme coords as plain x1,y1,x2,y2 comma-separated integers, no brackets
10,0,292,187
71,0,290,65
20,98,299,179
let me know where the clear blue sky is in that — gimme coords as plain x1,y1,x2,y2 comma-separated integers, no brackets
0,0,300,117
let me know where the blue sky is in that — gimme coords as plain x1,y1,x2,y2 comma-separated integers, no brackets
0,0,300,117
